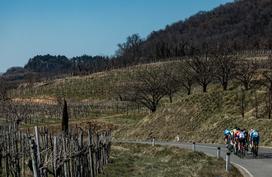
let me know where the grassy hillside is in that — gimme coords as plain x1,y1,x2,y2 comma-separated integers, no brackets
99,143,241,177
10,59,272,146
124,89,272,146
11,69,128,100
10,63,163,100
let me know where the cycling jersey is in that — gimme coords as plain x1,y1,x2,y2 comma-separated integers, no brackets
252,131,259,138
250,130,260,145
224,129,231,136
231,129,237,138
249,129,255,138
239,132,245,139
235,130,240,139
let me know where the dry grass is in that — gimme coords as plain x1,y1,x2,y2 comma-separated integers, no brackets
99,143,242,177
11,59,272,146
126,89,272,146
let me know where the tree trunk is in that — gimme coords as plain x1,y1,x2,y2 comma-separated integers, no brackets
254,90,258,119
223,82,228,91
244,82,249,90
187,88,191,95
268,97,271,119
240,89,246,118
168,94,173,103
150,106,156,113
203,84,207,93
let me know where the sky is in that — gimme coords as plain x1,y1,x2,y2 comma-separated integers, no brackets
0,0,233,72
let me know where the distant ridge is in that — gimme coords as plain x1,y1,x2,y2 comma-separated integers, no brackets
136,0,272,59
4,0,272,81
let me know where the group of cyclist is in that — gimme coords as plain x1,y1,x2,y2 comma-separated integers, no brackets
224,127,260,157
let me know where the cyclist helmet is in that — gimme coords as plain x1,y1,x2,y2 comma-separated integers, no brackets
224,129,231,136
252,131,259,138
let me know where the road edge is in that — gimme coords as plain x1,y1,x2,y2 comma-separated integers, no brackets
231,162,254,177
201,151,254,177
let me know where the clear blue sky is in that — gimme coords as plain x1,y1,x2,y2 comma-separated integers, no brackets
0,0,233,72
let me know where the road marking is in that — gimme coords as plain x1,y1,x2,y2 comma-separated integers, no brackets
197,150,254,177
232,162,254,177
183,144,255,177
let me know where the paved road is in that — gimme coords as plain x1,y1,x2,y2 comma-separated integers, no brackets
117,140,272,177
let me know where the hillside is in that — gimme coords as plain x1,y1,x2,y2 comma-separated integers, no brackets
118,0,272,63
9,62,163,100
8,58,272,146
125,89,272,146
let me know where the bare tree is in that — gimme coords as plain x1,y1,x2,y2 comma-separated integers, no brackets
0,77,30,126
177,62,194,95
261,56,272,118
237,88,246,118
120,66,168,112
235,59,258,90
0,77,8,101
116,34,143,66
253,90,259,119
162,64,181,103
213,53,236,91
187,53,214,92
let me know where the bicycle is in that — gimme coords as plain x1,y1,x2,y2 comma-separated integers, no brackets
238,140,246,158
252,141,259,157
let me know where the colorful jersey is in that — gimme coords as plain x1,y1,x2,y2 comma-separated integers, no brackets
249,129,255,137
250,130,260,144
231,129,237,138
234,130,240,138
239,132,245,139
252,131,259,138
224,129,231,136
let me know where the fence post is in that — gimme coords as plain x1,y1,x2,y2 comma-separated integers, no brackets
62,136,69,177
192,142,196,152
29,138,40,177
88,129,95,177
152,137,155,146
226,152,231,172
217,147,221,159
53,136,57,177
34,126,41,166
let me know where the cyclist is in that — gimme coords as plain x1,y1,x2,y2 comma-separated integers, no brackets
250,129,260,156
225,128,235,152
230,128,237,142
230,128,240,154
238,129,246,156
224,129,231,144
249,129,256,146
242,128,249,150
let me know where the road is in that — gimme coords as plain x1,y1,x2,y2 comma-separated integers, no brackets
117,140,272,177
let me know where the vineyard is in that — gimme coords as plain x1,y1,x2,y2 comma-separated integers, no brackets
0,124,112,177
0,97,148,127
9,69,131,100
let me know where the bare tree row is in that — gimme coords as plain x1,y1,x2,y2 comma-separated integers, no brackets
118,52,272,114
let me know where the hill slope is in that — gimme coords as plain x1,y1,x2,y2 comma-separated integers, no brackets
125,89,272,146
129,0,272,60
12,60,272,146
